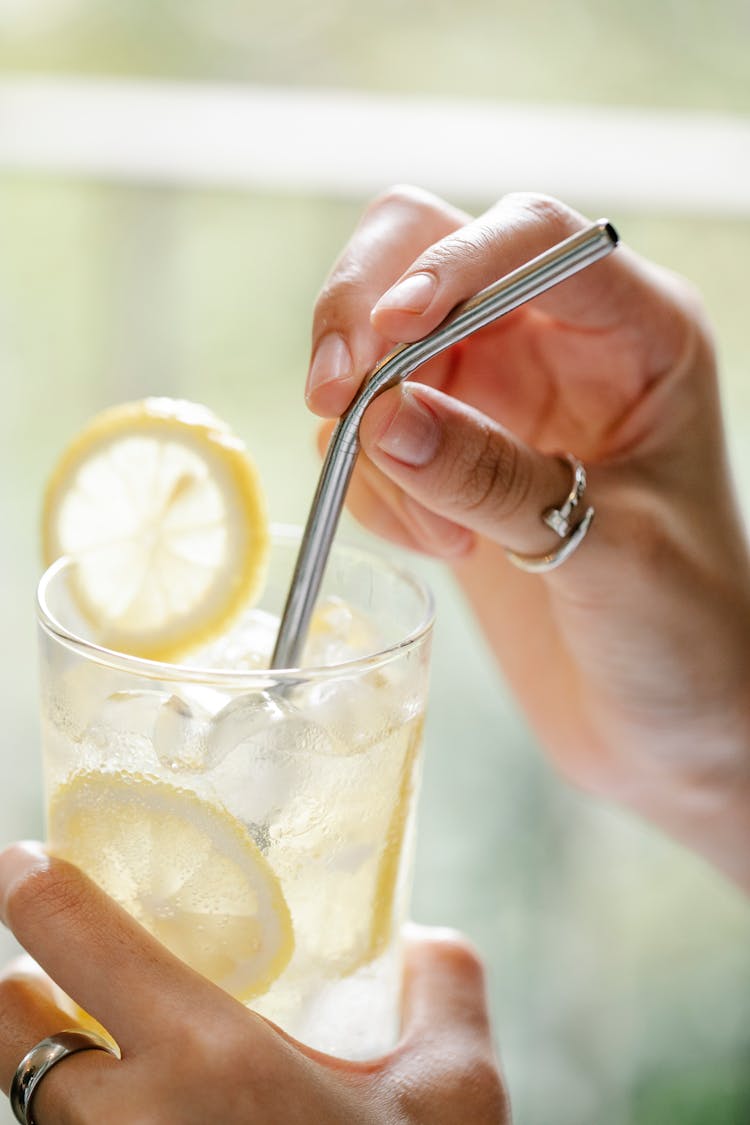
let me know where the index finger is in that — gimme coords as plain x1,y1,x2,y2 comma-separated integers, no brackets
309,189,692,424
0,843,217,1049
370,191,693,379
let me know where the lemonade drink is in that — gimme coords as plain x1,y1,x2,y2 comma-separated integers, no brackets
37,529,433,1059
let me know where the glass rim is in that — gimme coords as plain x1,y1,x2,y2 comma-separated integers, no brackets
35,524,435,686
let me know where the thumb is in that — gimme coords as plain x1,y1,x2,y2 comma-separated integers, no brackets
400,923,494,1043
359,382,590,564
393,924,511,1124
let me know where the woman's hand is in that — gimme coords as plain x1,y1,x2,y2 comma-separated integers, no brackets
0,843,509,1125
306,187,750,890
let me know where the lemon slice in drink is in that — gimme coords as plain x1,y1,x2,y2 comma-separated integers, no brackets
49,771,294,1002
42,397,268,661
269,715,424,979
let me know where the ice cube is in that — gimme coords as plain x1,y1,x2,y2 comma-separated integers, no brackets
303,596,379,666
187,607,280,671
207,692,333,832
83,689,168,771
205,691,288,767
153,692,213,771
93,690,167,734
291,673,402,755
44,661,123,743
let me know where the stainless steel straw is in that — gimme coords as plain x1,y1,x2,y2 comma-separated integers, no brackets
271,219,619,669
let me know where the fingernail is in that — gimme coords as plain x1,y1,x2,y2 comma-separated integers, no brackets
375,390,441,467
0,842,48,925
305,333,352,401
373,272,437,316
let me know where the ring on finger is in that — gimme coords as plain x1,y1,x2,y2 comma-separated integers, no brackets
504,452,595,573
10,1029,118,1125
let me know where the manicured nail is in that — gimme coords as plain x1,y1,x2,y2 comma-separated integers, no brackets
373,272,437,316
305,333,352,401
375,390,441,467
0,842,48,925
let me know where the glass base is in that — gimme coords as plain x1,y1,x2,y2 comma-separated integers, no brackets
251,943,401,1060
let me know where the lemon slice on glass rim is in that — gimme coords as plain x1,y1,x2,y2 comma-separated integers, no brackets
49,771,295,1002
42,397,269,662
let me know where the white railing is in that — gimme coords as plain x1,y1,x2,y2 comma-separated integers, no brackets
1,76,749,215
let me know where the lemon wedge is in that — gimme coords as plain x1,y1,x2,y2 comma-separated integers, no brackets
367,717,424,964
42,397,269,661
268,715,424,979
49,771,295,1002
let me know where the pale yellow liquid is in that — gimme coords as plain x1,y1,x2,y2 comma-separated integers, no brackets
40,597,427,1058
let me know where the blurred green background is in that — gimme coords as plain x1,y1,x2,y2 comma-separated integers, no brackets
1,3,749,1124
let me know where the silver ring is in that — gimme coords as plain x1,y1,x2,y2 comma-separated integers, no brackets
505,453,595,573
10,1029,117,1125
542,452,587,538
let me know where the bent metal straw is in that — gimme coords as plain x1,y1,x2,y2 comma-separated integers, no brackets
272,220,619,669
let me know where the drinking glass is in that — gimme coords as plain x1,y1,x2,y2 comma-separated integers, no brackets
36,527,433,1059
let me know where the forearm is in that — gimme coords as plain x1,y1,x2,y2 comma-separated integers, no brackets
623,729,750,896
452,542,750,896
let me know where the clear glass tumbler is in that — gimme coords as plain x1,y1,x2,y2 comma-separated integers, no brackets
36,528,433,1059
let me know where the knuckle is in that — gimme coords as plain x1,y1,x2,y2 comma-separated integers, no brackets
456,1055,511,1121
365,182,439,219
394,1048,509,1124
169,1011,247,1075
670,271,703,315
315,185,463,334
410,194,582,286
410,223,485,277
412,219,518,285
164,1018,216,1069
500,190,580,235
672,277,715,356
452,429,524,522
414,239,460,276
